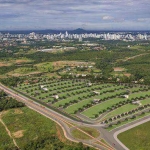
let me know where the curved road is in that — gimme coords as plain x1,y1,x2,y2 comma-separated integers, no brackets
1,83,149,150
0,83,114,150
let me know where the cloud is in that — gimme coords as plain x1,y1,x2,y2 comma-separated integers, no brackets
102,16,114,20
0,0,150,30
137,18,150,22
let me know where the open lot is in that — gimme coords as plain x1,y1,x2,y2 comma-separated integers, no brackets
1,107,56,149
118,121,150,150
0,107,92,150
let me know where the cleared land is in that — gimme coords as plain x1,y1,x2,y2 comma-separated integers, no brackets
0,107,94,150
118,121,150,150
1,107,56,149
0,112,15,150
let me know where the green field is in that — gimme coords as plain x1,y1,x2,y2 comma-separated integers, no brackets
118,121,150,150
103,104,137,120
15,78,150,123
0,118,15,150
82,98,128,118
1,107,56,149
0,107,94,150
35,62,54,72
102,98,150,121
72,126,100,140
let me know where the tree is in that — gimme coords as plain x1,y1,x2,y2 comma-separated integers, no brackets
95,114,99,118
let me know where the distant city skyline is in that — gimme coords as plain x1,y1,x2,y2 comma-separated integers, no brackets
0,0,150,30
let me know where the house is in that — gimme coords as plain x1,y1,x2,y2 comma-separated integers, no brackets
121,95,129,99
40,85,46,88
82,74,87,77
132,101,142,106
76,74,80,77
52,95,59,99
87,83,92,86
40,85,48,91
43,88,48,91
116,78,120,82
93,91,100,95
88,66,93,68
93,99,100,103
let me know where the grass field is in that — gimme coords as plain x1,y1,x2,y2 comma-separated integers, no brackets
15,78,150,122
72,127,100,140
1,107,56,149
102,104,137,120
10,67,37,74
102,98,150,120
0,113,15,150
0,106,96,150
0,57,33,66
107,112,150,131
82,97,128,118
118,121,150,150
35,62,54,72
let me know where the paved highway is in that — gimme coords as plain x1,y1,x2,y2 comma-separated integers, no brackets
0,83,114,150
1,83,149,150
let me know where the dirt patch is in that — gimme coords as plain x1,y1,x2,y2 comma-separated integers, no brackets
53,61,94,68
15,59,31,64
13,130,25,138
0,110,9,117
14,109,23,114
123,53,149,62
56,124,72,144
8,71,41,77
124,73,131,77
114,67,125,72
56,124,67,143
0,62,11,67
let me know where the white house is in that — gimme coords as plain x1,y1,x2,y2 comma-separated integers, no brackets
93,99,100,103
82,74,87,77
52,95,59,99
40,85,46,88
43,88,48,91
87,83,92,86
132,101,142,106
122,95,129,99
93,91,100,95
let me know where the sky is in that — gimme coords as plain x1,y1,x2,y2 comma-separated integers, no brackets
0,0,150,30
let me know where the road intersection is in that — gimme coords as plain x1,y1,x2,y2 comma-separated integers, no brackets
0,83,150,150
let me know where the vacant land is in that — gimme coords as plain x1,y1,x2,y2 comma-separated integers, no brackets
118,121,150,150
72,126,100,140
1,107,56,149
35,62,54,72
0,107,94,150
0,111,16,150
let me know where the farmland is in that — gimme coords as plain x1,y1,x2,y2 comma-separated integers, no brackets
15,77,150,129
118,121,150,150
